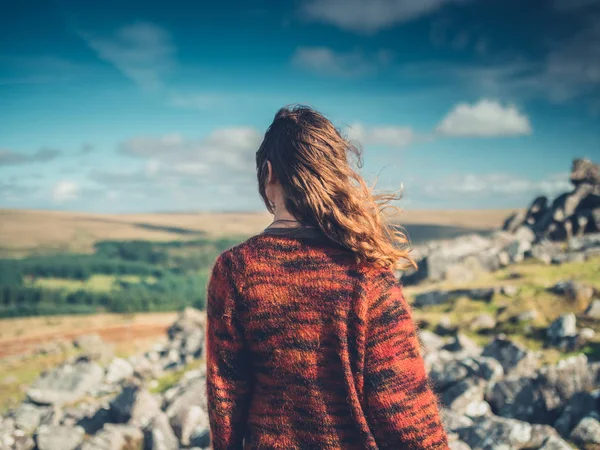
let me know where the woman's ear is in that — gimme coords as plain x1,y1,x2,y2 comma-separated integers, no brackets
266,160,274,184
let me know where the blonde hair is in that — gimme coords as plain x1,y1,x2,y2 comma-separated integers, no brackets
256,105,415,270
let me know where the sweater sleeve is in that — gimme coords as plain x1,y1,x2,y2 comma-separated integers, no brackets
206,251,251,450
364,268,449,450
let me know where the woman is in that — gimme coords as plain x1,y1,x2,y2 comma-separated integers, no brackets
206,105,448,449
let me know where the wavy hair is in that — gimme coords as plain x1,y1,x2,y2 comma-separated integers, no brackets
256,105,415,270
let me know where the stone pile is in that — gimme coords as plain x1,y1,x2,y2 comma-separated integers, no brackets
0,307,209,450
503,158,600,241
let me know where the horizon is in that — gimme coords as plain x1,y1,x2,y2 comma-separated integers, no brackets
1,0,599,213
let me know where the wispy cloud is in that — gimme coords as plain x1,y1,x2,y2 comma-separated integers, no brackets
0,148,61,166
422,172,571,198
300,0,467,34
436,99,532,137
78,21,175,91
346,123,415,147
291,47,393,77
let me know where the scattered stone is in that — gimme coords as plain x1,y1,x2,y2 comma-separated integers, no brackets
441,408,474,432
481,335,538,377
510,309,538,323
73,334,114,364
13,403,49,434
554,391,600,437
414,291,450,308
110,385,161,428
570,416,600,448
145,412,179,450
585,299,600,320
80,424,143,450
435,316,458,336
418,330,447,354
538,435,575,450
441,379,490,417
166,377,208,445
501,285,519,297
550,281,595,306
105,358,134,385
456,415,533,450
35,425,84,450
546,313,577,348
27,360,104,406
469,314,496,332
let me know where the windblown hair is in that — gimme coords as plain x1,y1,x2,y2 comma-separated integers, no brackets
256,105,415,270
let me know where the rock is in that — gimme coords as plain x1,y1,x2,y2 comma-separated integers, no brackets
181,329,204,359
110,385,161,428
441,408,474,432
441,379,490,417
80,424,143,450
501,285,519,297
570,416,600,448
418,330,447,354
145,412,179,450
27,360,104,406
552,252,587,265
13,403,49,433
457,415,533,450
551,280,595,307
546,313,577,346
105,358,134,385
510,309,539,324
503,210,527,233
538,435,575,450
165,378,208,445
442,334,482,357
554,391,600,437
585,299,600,320
571,158,600,187
35,425,84,450
414,291,450,308
168,308,205,340
460,356,504,384
529,424,562,448
435,316,458,336
189,424,211,448
482,335,538,377
488,354,600,424
469,314,496,332
430,360,470,392
73,334,114,364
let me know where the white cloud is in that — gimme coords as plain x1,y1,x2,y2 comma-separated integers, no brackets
52,181,79,202
346,123,414,147
291,47,392,77
300,0,465,33
79,21,174,91
436,99,532,137
423,172,571,198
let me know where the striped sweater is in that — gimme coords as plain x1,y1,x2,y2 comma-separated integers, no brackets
206,227,449,449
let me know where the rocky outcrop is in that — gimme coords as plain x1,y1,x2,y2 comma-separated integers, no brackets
504,158,600,241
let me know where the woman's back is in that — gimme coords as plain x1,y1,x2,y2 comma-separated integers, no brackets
206,227,449,449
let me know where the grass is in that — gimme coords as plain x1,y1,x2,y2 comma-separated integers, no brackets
24,274,156,293
409,257,600,366
149,358,204,394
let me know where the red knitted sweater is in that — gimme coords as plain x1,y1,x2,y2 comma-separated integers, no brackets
206,228,449,449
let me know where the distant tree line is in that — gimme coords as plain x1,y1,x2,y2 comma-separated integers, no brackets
0,237,241,318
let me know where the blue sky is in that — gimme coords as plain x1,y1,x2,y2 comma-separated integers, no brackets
1,0,599,212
